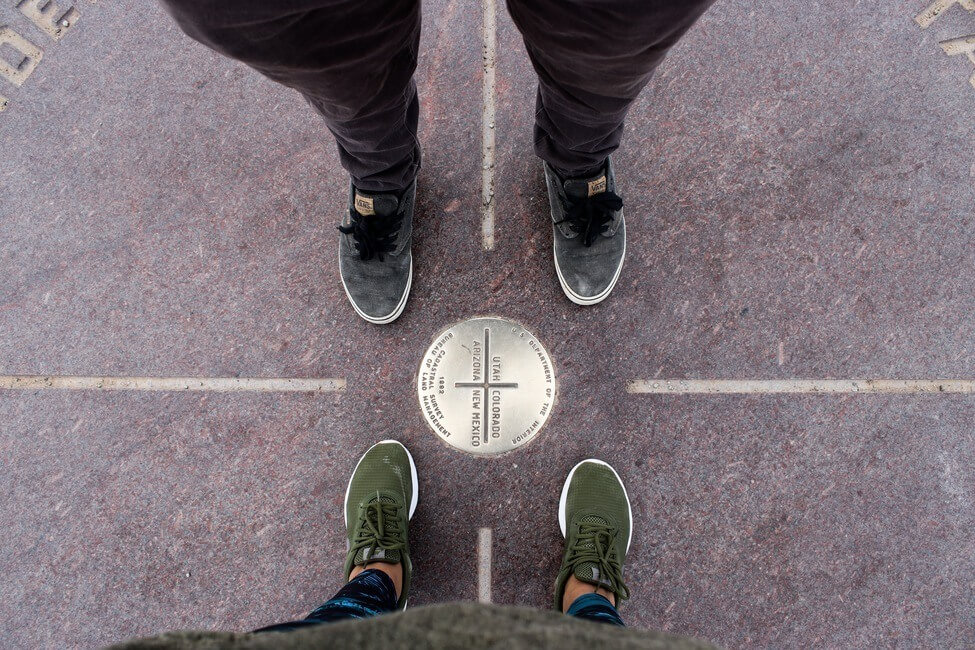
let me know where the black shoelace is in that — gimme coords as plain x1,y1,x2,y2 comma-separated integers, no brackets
338,209,404,261
556,191,623,247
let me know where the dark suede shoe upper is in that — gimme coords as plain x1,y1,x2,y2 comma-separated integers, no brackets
544,160,626,303
338,181,414,323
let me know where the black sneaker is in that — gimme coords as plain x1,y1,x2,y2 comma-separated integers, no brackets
543,159,625,305
338,181,414,324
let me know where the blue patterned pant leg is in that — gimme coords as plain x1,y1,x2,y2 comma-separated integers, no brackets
566,592,626,627
254,569,398,633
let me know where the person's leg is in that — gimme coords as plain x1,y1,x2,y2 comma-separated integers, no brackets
254,568,398,632
507,0,715,306
554,459,632,626
565,592,626,627
507,0,715,178
160,0,421,324
159,0,421,193
255,440,418,633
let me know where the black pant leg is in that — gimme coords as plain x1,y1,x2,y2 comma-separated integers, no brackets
506,0,715,175
160,0,422,191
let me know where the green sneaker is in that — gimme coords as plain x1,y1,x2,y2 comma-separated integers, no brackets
554,459,632,611
343,440,418,609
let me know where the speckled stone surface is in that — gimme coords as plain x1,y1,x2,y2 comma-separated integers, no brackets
1,0,974,648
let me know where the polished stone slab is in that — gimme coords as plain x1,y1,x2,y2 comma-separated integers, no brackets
1,0,973,648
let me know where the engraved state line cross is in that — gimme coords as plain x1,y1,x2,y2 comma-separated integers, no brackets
454,327,519,444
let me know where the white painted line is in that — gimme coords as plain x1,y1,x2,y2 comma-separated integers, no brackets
940,34,975,58
938,35,975,89
477,527,492,604
627,379,975,394
915,0,975,29
480,0,497,251
0,375,346,393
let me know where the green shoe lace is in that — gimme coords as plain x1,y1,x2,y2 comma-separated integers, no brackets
351,496,406,565
566,519,630,602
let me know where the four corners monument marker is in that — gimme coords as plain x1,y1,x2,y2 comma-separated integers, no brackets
418,317,556,456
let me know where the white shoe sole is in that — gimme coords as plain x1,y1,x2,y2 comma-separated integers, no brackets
558,458,633,552
343,439,419,527
343,439,418,610
339,258,413,325
553,216,626,306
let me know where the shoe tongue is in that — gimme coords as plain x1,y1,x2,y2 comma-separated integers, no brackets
563,171,608,200
353,495,402,566
355,545,400,565
354,189,400,217
572,515,615,590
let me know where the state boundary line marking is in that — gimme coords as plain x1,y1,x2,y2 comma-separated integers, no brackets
627,379,975,394
480,0,497,251
477,527,492,604
0,375,346,393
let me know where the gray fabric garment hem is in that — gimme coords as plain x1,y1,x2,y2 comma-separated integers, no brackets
109,602,719,650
